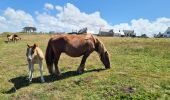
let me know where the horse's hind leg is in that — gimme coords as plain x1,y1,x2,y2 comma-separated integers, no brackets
54,53,61,76
77,53,90,74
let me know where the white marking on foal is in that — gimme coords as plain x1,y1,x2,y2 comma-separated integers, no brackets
28,48,32,61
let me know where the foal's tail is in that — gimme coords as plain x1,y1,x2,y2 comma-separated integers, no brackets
45,39,54,74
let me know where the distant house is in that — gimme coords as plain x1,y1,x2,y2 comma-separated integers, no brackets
154,32,164,38
98,28,136,37
123,30,136,37
68,27,87,34
77,27,87,34
113,30,124,37
49,31,55,34
163,27,170,37
98,28,114,36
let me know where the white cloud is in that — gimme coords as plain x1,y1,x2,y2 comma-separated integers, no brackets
44,3,54,10
0,7,35,32
37,3,111,33
55,6,63,12
0,3,170,36
113,18,170,37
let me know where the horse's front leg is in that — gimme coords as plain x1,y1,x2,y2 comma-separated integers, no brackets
7,38,10,43
38,60,45,83
29,63,34,82
54,53,61,76
28,62,31,78
77,53,90,74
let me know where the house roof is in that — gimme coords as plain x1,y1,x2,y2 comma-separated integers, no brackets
165,27,170,33
123,30,134,33
99,28,113,33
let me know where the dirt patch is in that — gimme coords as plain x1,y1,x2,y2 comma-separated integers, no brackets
122,86,136,93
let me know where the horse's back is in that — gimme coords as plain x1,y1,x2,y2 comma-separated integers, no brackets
49,34,96,57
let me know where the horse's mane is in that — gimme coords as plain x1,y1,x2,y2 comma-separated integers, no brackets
95,37,109,58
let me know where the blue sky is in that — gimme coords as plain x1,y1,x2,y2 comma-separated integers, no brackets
0,0,169,24
0,0,170,36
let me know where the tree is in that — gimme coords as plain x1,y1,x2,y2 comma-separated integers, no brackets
23,27,37,33
140,34,148,38
154,32,164,38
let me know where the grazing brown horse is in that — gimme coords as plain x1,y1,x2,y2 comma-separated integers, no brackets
13,34,21,42
45,33,110,75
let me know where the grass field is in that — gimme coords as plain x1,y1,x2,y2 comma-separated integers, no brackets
0,34,170,100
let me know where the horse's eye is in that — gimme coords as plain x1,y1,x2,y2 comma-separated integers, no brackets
31,50,34,54
105,51,108,55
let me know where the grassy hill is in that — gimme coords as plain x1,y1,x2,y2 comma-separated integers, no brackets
0,34,170,99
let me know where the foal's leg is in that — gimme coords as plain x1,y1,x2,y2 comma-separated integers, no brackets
28,62,31,79
54,53,61,76
77,53,90,74
29,63,34,82
38,60,45,83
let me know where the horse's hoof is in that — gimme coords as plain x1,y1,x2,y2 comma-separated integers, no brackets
105,66,111,69
41,80,45,83
29,81,32,84
56,73,61,76
76,70,84,74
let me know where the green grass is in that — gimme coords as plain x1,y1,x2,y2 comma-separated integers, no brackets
0,34,170,100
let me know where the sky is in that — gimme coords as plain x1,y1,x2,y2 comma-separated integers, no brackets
0,0,170,36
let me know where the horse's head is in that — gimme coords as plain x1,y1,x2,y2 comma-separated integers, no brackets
7,34,10,37
26,43,38,62
100,50,110,69
95,38,110,69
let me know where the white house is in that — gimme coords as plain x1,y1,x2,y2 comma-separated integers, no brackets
164,27,170,37
113,30,124,37
98,28,114,36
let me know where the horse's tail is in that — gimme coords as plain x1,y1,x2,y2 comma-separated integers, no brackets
45,39,54,74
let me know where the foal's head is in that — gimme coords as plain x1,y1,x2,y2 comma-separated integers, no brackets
26,44,38,61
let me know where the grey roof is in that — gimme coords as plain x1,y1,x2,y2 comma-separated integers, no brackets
164,27,170,33
123,30,134,33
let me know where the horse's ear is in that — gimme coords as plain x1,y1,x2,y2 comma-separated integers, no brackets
27,44,30,47
34,43,38,47
105,51,109,56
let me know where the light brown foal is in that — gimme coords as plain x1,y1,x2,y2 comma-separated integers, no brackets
26,44,45,83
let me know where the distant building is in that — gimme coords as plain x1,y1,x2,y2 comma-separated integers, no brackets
68,27,87,34
98,28,114,36
163,27,170,37
98,28,136,37
49,31,55,34
123,30,136,37
113,30,124,37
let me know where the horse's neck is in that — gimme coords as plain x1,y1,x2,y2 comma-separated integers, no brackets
85,33,92,40
35,47,44,59
96,39,105,54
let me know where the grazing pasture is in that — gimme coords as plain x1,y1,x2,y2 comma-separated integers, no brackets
0,34,170,99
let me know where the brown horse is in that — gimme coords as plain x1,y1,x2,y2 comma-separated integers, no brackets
7,34,14,43
13,34,21,43
45,33,110,75
6,34,21,43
